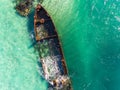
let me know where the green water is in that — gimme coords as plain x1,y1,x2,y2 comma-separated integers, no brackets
0,0,120,90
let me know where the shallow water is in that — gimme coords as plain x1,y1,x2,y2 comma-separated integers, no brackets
0,0,120,90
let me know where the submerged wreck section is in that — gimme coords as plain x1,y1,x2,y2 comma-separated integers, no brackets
15,0,44,16
15,0,33,16
34,4,72,90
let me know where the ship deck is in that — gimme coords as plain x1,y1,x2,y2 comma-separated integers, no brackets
34,4,72,90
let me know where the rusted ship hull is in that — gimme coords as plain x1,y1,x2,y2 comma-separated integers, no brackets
34,4,72,90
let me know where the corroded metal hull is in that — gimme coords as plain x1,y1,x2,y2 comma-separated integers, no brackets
34,4,72,90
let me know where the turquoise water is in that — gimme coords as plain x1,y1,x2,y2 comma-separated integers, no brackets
0,0,120,90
